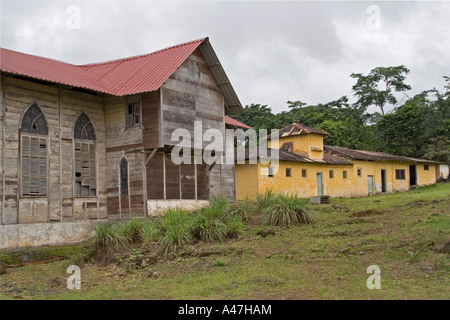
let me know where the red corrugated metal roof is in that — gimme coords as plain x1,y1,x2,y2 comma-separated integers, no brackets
0,47,112,94
0,38,205,96
225,116,251,129
79,38,205,95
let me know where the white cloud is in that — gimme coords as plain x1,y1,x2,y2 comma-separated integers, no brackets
1,0,449,114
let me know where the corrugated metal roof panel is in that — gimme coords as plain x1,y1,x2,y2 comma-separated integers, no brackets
324,145,440,164
0,48,112,94
0,38,244,114
79,38,205,96
225,116,251,129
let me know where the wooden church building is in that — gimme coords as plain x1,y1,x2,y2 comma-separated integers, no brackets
0,38,243,248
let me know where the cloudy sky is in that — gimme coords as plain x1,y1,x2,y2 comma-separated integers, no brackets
1,0,449,114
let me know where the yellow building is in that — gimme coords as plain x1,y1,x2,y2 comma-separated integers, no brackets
235,123,439,200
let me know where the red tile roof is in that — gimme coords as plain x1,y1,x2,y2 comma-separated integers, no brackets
0,38,244,114
224,116,251,129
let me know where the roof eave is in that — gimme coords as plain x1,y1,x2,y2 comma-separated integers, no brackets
198,38,244,115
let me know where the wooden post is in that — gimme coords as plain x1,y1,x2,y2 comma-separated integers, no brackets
1,74,6,224
142,150,147,217
163,152,166,200
194,163,197,200
59,87,63,222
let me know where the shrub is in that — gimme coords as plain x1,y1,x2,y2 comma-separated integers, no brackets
261,192,315,227
191,207,227,243
191,196,243,242
256,189,275,211
119,216,144,243
156,208,193,256
226,199,253,222
223,216,244,239
141,219,159,244
89,222,131,266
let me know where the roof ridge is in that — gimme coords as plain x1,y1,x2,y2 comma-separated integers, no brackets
0,47,78,67
78,37,207,68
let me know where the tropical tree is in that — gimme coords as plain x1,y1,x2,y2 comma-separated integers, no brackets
351,65,411,115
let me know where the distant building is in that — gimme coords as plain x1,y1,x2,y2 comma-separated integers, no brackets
235,123,440,200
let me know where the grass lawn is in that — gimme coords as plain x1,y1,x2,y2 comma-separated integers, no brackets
0,183,449,300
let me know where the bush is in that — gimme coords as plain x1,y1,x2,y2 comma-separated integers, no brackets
141,219,159,244
155,208,194,256
191,196,243,242
119,216,144,243
260,192,315,227
226,199,253,222
89,222,131,266
256,189,275,210
223,216,244,239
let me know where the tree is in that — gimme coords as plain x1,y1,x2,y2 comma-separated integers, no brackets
351,66,411,115
231,104,278,130
444,76,450,98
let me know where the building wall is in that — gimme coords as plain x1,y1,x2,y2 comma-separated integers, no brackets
235,164,259,201
416,163,437,185
269,133,324,159
104,94,147,219
256,162,356,199
0,75,4,224
161,48,225,148
235,159,438,201
0,75,107,225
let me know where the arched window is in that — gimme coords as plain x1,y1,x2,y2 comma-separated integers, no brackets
119,157,128,196
74,113,96,197
20,103,48,196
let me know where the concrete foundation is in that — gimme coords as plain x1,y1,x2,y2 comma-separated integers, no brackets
147,200,209,217
0,220,102,250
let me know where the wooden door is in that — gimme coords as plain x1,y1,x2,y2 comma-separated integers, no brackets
317,172,323,196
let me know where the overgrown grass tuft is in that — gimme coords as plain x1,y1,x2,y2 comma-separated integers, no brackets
259,192,315,227
226,199,254,222
89,222,131,266
119,216,145,243
191,196,243,243
256,189,274,209
155,208,194,257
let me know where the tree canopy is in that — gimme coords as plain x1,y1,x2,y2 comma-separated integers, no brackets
231,69,450,162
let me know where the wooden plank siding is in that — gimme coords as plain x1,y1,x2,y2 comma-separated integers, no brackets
157,48,235,201
0,75,107,225
161,48,225,149
142,90,161,148
104,93,146,220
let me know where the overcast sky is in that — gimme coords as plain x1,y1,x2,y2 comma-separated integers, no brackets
1,0,449,114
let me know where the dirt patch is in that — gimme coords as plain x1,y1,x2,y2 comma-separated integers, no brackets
439,241,450,254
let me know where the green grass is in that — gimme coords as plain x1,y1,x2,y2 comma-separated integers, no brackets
0,183,449,300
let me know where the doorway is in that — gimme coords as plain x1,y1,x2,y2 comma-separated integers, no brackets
368,175,374,195
409,165,417,186
317,172,323,196
381,170,387,193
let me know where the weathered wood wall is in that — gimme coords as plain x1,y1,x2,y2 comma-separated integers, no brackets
142,90,161,149
161,48,225,148
0,75,107,225
157,48,236,201
1,75,4,224
210,164,236,201
104,94,146,219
